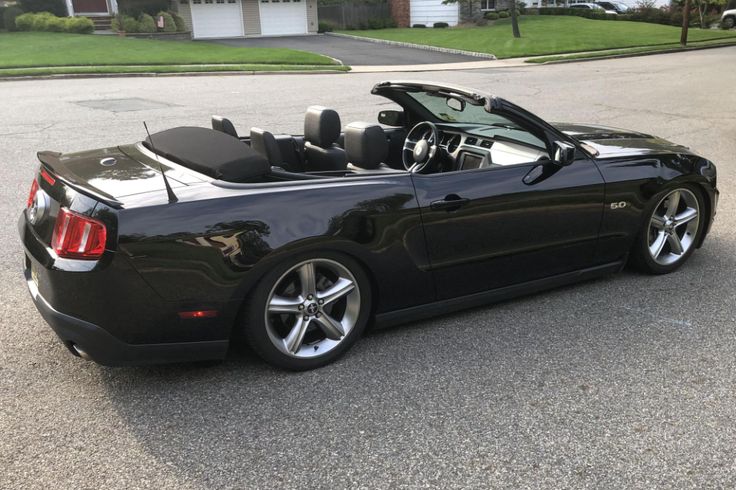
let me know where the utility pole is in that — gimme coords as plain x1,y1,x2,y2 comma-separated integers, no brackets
680,0,690,46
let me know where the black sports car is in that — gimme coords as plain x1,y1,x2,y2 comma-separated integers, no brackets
19,80,718,370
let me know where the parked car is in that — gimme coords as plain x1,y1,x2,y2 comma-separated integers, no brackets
595,1,630,13
20,81,718,370
722,8,736,29
570,3,617,13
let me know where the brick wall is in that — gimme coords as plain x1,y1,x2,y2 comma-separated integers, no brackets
389,0,410,27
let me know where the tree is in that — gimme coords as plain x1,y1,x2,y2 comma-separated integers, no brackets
693,0,726,29
681,0,690,45
510,0,521,38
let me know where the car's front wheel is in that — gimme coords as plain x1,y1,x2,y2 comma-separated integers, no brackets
631,186,705,274
243,253,372,370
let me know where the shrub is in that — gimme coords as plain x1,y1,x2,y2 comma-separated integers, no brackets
433,21,449,28
412,23,427,27
65,16,93,33
45,14,65,31
318,20,334,32
31,11,58,30
3,6,23,31
498,10,509,18
156,11,176,32
137,13,156,33
111,13,121,31
484,11,499,20
171,11,186,31
18,0,66,16
121,14,139,32
14,12,35,30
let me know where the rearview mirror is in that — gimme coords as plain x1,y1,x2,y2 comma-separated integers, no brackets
446,97,465,112
378,110,405,127
553,141,576,166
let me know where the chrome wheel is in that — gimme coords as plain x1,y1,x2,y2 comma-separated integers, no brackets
264,259,361,359
647,188,700,266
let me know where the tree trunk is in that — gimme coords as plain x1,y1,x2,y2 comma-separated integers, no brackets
681,0,691,46
511,0,521,38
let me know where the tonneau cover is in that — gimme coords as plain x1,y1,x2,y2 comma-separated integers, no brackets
144,126,269,182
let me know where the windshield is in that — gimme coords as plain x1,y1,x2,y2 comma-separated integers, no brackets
407,90,546,149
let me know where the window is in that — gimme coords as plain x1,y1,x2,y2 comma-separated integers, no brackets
480,0,496,11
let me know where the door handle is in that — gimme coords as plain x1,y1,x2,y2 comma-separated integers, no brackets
430,194,470,211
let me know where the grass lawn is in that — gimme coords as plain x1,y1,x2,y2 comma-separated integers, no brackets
0,32,339,69
341,16,736,59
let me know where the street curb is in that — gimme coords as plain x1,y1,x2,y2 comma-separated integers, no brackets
527,41,736,64
325,32,497,60
0,69,349,82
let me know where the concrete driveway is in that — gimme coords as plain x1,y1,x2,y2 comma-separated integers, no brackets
209,34,481,66
2,47,736,489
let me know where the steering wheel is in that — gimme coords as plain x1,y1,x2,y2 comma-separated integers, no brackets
402,121,440,173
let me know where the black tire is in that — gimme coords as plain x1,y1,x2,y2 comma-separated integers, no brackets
630,184,706,275
723,16,735,29
243,252,372,371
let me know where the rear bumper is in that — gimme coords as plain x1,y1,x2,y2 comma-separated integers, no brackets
24,267,228,366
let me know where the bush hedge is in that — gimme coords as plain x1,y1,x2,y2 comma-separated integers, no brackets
15,12,94,33
484,11,500,20
3,6,24,31
536,7,704,27
498,10,509,18
171,12,186,31
137,13,156,33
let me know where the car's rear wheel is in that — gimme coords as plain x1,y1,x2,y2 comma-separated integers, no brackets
243,253,371,370
723,16,735,29
631,186,705,274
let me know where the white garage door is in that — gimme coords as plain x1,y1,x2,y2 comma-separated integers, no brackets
410,0,459,27
191,0,244,39
259,0,308,36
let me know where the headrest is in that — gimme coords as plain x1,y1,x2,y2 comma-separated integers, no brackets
304,106,341,147
211,115,238,138
250,127,283,166
345,122,388,170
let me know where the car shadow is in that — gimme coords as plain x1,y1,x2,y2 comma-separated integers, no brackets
97,236,732,487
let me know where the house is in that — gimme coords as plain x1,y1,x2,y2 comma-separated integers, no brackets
63,0,318,38
389,0,512,27
170,0,318,39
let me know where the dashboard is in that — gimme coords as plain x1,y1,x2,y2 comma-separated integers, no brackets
436,124,549,171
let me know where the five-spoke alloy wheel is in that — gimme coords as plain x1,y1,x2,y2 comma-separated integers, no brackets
244,253,371,370
633,186,705,274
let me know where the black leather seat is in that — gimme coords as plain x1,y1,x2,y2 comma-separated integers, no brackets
250,127,283,167
345,122,398,173
304,106,346,171
211,116,238,138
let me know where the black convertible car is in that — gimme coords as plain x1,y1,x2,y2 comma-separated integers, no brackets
19,81,718,370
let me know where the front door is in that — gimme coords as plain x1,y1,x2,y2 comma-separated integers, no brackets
72,0,108,13
412,158,605,300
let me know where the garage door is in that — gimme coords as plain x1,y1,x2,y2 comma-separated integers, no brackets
259,0,308,36
410,0,459,27
191,0,244,39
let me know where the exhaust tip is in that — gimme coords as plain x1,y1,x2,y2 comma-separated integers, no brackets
71,344,92,361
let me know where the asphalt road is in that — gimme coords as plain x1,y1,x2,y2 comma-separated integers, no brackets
1,47,735,489
209,34,480,65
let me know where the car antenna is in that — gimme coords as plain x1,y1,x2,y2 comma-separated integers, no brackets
143,122,178,204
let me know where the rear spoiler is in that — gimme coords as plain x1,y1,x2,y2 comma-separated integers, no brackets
37,151,123,209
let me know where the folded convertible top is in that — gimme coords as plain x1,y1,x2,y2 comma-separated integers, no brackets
144,126,269,182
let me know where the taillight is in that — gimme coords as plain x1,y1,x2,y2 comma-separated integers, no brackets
27,179,39,208
51,208,107,260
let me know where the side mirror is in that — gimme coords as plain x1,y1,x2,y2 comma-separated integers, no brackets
378,110,405,127
446,97,465,112
553,141,576,166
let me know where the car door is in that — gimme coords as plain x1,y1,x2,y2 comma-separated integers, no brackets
412,156,605,300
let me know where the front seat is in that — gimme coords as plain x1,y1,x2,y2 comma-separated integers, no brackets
250,127,283,167
304,106,346,171
345,122,396,173
212,116,238,138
